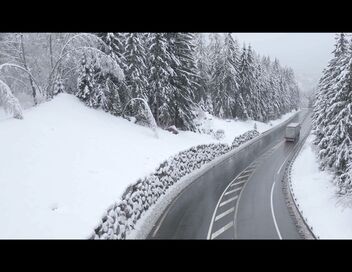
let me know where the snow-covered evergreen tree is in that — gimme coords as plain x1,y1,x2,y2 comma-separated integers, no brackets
124,33,148,119
74,33,127,115
238,45,257,120
253,54,269,121
194,33,211,111
75,53,109,110
96,32,128,115
324,43,352,180
285,68,300,112
98,33,127,71
167,33,199,131
312,33,352,194
147,33,175,128
76,53,96,106
208,35,226,117
53,73,65,96
313,33,349,147
210,33,241,119
208,33,223,76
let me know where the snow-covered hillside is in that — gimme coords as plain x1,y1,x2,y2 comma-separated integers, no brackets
0,94,296,238
291,135,352,238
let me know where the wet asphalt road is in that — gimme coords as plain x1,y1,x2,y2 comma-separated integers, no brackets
147,109,311,239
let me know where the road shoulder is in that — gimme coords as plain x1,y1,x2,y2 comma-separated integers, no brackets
282,132,316,239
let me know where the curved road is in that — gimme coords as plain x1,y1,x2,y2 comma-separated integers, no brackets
147,109,311,239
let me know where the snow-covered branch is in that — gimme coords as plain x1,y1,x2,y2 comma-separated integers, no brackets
123,97,158,138
0,75,31,89
59,33,110,60
0,63,42,95
45,45,124,97
0,79,23,119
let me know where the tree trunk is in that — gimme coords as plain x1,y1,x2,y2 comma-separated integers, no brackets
20,34,37,105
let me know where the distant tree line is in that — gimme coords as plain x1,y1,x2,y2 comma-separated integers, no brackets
0,33,300,130
76,33,300,131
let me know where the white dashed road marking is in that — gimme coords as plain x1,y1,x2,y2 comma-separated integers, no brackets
237,174,251,180
208,139,286,240
207,161,257,239
230,180,246,187
242,169,254,174
224,187,242,195
211,221,234,239
219,195,238,207
215,207,235,222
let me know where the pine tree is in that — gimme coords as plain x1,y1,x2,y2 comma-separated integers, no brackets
76,53,95,106
279,66,299,115
312,33,352,194
322,40,352,186
76,52,110,111
147,33,175,128
167,33,199,131
53,73,65,96
238,45,256,120
194,33,211,107
208,34,241,119
94,33,128,115
313,33,349,148
259,56,274,121
208,35,225,117
271,59,284,119
253,55,268,121
246,46,262,120
98,33,127,71
267,59,281,119
124,33,148,118
208,33,223,76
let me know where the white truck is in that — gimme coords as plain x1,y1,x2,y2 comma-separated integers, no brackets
285,123,301,142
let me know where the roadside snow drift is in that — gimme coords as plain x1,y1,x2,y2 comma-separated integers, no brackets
0,94,296,238
291,135,352,239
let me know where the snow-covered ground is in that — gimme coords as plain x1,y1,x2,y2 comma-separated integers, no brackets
0,107,8,121
0,94,297,239
195,110,296,145
291,134,352,239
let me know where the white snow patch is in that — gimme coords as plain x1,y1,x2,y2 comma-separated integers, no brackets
0,107,8,120
0,93,297,238
291,134,352,239
195,110,297,145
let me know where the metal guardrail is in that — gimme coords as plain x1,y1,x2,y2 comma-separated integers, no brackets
281,112,317,239
207,111,301,172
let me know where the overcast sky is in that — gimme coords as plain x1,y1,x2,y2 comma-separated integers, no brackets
230,33,338,92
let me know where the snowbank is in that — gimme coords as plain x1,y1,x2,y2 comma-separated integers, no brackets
291,134,352,239
0,107,7,120
92,130,259,239
0,94,297,238
194,111,296,145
